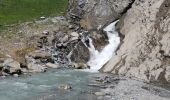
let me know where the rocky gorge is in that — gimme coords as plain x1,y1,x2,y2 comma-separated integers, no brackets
0,0,170,100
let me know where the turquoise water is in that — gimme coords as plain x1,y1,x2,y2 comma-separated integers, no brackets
1,68,170,100
0,69,98,100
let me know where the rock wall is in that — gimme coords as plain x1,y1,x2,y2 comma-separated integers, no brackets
68,0,134,30
102,0,170,83
67,0,134,57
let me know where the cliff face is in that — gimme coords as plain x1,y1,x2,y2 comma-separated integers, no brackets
67,0,134,57
67,0,134,58
102,0,170,83
68,0,170,83
68,0,133,30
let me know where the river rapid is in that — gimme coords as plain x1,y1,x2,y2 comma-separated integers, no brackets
1,69,170,100
0,69,100,100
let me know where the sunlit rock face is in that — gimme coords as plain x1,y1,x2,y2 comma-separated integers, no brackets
102,0,170,83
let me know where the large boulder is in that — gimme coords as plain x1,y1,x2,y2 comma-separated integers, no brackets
70,41,90,63
3,58,21,74
27,63,46,73
102,0,170,83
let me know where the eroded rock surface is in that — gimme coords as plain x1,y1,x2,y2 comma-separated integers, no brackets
102,0,170,83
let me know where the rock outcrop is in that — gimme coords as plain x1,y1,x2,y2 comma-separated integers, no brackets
102,0,170,83
68,0,134,30
67,0,134,55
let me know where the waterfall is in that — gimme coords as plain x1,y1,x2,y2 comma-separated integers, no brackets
86,20,120,72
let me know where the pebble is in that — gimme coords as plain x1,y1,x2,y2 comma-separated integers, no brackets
68,25,74,29
13,74,19,77
42,30,49,35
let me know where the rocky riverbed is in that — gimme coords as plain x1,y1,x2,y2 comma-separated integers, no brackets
0,0,170,99
0,69,170,100
0,16,93,77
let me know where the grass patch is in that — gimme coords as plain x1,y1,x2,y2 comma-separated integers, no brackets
0,0,68,26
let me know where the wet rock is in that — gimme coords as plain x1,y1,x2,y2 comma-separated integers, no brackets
0,66,4,76
72,63,89,69
89,31,109,51
70,41,90,63
3,58,21,74
21,68,28,73
13,74,19,77
46,63,59,69
1,72,10,76
58,84,72,90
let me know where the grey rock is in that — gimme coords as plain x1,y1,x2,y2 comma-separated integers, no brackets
102,0,170,83
60,35,69,43
13,74,19,77
3,58,21,74
58,84,72,90
68,0,134,30
42,30,49,35
28,50,51,59
27,63,46,73
70,32,79,37
70,41,90,63
68,25,74,29
72,62,89,69
46,63,59,68
70,36,79,41
95,92,106,96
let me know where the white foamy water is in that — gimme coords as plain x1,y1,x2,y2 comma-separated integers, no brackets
87,20,120,72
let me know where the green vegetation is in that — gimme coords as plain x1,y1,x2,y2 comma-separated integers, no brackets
0,0,68,25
